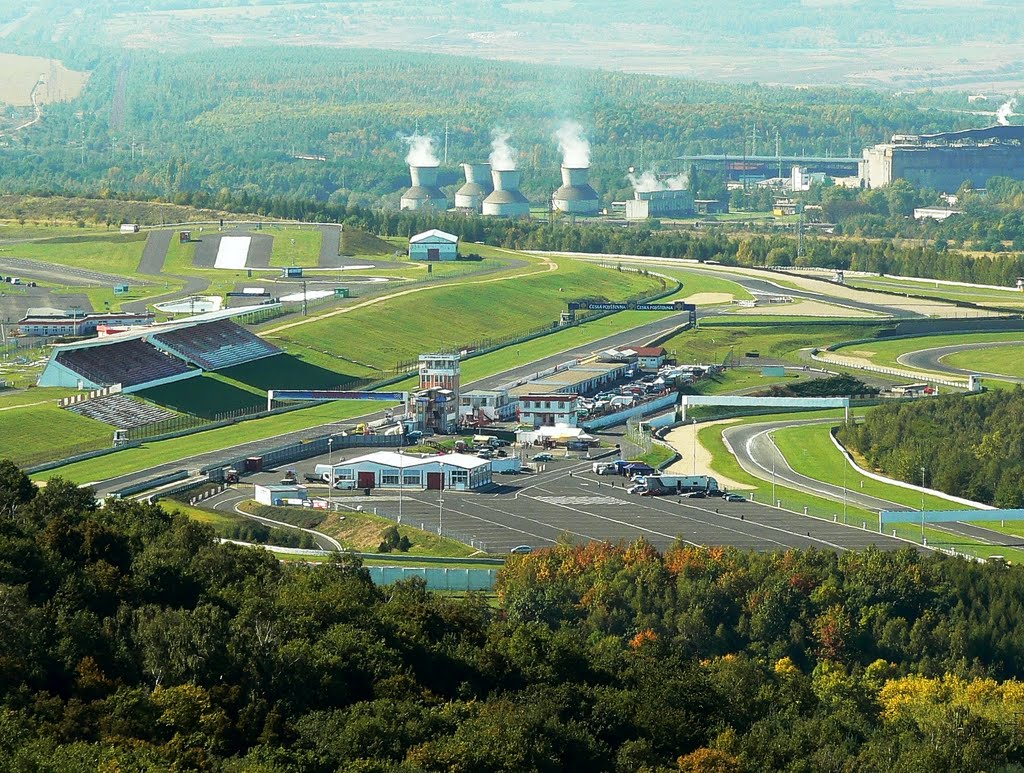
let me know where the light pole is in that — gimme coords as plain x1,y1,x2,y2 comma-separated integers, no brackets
398,448,404,524
920,466,926,541
691,418,697,476
438,461,444,534
327,437,333,512
771,432,777,506
842,455,848,525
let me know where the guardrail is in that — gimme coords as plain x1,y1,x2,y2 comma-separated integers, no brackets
810,351,972,389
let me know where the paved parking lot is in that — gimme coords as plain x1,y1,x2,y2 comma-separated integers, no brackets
239,454,920,555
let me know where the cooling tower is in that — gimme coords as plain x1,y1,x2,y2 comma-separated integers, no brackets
454,163,493,211
552,166,600,215
482,169,530,217
401,165,449,211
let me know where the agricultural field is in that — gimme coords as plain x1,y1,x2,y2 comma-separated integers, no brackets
0,52,89,108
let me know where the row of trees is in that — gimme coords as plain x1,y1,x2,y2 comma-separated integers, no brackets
838,388,1024,508
4,459,1024,770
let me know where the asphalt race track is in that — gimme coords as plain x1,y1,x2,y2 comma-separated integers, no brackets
897,340,1024,384
724,417,1019,549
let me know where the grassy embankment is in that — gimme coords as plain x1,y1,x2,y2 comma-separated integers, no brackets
237,501,476,557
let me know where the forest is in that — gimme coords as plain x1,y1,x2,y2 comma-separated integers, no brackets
838,388,1024,508
0,46,985,206
3,458,1024,771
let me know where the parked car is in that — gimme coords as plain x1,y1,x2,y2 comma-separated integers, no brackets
627,484,646,495
510,545,533,554
723,493,746,502
681,491,706,499
532,452,554,461
477,449,494,459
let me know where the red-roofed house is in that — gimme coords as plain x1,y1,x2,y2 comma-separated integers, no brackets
632,346,667,370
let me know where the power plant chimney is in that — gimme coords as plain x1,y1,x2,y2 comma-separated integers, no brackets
401,165,448,211
454,162,493,212
552,165,599,215
482,169,530,217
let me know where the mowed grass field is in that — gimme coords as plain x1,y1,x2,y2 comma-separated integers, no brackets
265,258,665,372
942,343,1024,378
136,355,368,417
771,423,973,513
33,399,376,484
0,401,114,465
2,233,148,276
268,227,322,267
664,322,883,365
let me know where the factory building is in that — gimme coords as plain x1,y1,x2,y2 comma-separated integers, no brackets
401,165,449,211
624,189,695,220
409,229,459,261
860,125,1024,191
552,166,600,215
482,169,530,217
454,163,493,212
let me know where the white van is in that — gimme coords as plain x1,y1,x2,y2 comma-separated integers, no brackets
592,462,616,475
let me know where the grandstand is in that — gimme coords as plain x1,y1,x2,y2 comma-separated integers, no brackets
152,319,280,371
65,394,176,429
53,339,197,390
37,305,282,393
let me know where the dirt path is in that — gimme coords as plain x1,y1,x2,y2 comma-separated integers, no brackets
262,251,558,336
663,418,755,490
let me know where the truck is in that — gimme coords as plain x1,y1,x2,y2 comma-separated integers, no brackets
642,474,720,496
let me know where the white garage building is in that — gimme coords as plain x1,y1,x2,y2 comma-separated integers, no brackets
328,451,492,491
409,229,459,261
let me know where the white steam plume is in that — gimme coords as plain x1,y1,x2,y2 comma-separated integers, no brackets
489,129,517,171
628,170,689,193
555,120,591,168
997,99,1017,126
404,134,439,167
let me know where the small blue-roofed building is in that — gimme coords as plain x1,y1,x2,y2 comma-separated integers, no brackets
409,229,459,261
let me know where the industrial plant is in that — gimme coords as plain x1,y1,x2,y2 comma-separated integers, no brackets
454,163,493,212
482,168,530,217
552,166,601,215
860,125,1024,191
400,164,449,212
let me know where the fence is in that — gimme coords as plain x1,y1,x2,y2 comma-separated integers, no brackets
201,432,404,476
583,392,678,431
365,565,497,591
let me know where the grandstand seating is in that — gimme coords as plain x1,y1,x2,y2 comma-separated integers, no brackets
65,394,176,429
55,339,195,388
153,319,281,371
